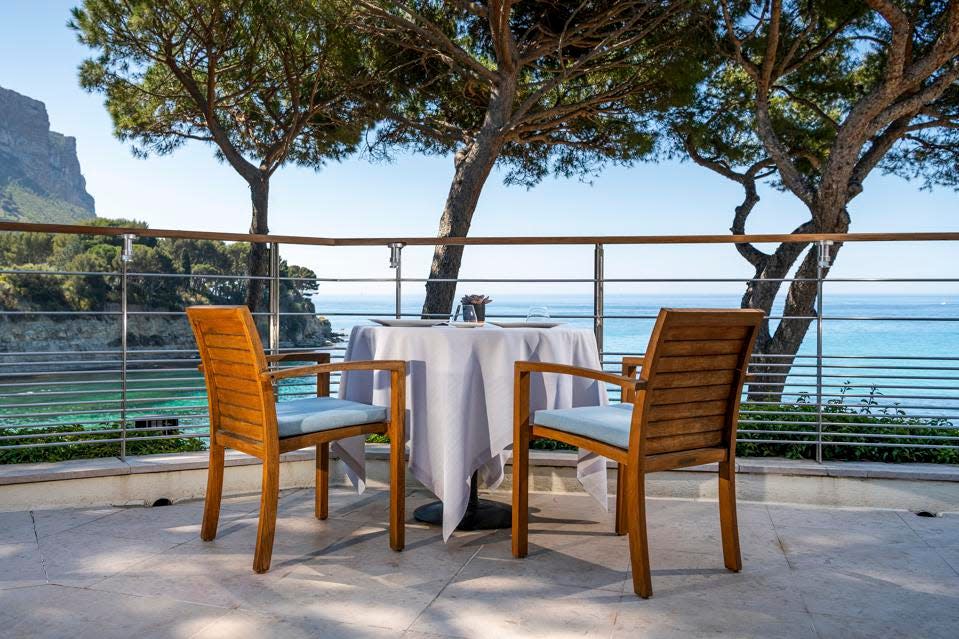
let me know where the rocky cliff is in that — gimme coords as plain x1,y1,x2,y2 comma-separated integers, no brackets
0,86,96,223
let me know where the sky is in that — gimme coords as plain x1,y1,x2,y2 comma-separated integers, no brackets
2,0,957,300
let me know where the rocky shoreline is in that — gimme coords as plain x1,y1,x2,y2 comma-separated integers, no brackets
0,313,338,362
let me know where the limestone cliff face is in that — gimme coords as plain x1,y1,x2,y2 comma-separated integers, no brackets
0,86,96,222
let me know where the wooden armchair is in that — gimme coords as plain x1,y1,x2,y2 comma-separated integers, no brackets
187,306,406,573
512,308,763,597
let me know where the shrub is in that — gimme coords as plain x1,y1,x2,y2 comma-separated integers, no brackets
0,424,205,464
737,386,958,464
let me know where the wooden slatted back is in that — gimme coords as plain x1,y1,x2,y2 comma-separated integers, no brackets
635,309,763,457
187,306,275,451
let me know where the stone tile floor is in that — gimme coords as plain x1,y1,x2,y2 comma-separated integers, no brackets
1,487,957,638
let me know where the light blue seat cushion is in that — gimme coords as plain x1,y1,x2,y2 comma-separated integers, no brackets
275,397,387,439
533,403,634,449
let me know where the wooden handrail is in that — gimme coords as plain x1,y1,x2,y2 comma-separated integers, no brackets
1,220,958,247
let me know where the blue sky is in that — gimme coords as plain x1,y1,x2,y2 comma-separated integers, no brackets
2,1,957,299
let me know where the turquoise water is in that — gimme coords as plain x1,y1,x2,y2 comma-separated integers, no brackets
315,293,959,416
2,294,958,431
316,293,959,360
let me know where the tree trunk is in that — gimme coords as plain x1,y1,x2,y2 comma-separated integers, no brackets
743,210,849,402
420,138,502,317
245,175,270,313
421,80,515,319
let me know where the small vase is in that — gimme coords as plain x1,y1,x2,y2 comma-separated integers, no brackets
475,305,486,322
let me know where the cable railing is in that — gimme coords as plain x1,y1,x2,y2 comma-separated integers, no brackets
1,221,958,464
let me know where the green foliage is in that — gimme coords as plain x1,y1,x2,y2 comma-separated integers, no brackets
0,218,318,319
738,386,958,464
672,1,959,192
70,0,371,171
0,424,205,465
0,182,96,224
364,1,709,186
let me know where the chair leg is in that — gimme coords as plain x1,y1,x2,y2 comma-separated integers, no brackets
200,442,225,541
511,441,530,558
718,460,742,572
615,462,627,536
389,424,405,552
626,466,653,598
252,456,280,574
315,442,329,520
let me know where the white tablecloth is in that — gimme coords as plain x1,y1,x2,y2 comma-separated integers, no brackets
336,324,609,539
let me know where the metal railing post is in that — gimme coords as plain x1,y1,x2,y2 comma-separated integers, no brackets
815,240,833,463
593,243,604,355
269,242,281,355
390,243,405,319
119,234,135,460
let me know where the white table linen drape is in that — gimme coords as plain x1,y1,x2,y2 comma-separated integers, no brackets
335,324,609,540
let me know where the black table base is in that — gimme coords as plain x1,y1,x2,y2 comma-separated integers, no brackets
413,470,512,531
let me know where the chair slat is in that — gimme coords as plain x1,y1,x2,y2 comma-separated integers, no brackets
646,430,724,455
663,325,749,341
649,384,730,406
218,416,264,440
645,414,726,438
643,447,728,473
648,399,728,422
207,375,263,397
203,333,251,350
218,401,265,426
660,339,744,357
208,359,263,382
206,346,256,365
218,388,263,412
657,354,740,373
650,370,736,389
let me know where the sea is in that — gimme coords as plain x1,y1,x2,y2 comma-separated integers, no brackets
2,294,957,429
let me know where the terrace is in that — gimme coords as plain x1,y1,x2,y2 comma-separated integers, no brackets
3,486,958,638
1,222,959,638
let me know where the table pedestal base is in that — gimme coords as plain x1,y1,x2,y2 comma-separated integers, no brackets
413,470,512,531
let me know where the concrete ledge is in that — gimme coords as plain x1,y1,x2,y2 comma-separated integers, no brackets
1,447,957,513
0,449,316,485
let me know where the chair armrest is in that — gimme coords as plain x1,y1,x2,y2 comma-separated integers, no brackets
514,361,645,391
262,360,406,382
621,357,645,403
265,351,331,365
621,356,644,377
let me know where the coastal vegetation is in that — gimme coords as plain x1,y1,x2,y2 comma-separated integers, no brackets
0,425,205,464
0,218,324,340
356,1,707,318
672,1,959,402
71,0,376,311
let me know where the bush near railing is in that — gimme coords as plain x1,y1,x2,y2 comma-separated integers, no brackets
737,386,958,464
0,424,205,464
2,384,955,465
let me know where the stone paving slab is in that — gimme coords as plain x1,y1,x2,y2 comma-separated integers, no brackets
0,488,956,638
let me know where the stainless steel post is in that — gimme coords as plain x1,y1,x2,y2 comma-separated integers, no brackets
269,242,280,355
815,240,833,463
119,234,135,460
593,244,604,355
390,243,405,319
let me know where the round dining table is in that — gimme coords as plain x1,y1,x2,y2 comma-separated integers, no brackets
335,323,609,540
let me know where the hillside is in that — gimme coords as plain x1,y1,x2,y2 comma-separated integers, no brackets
0,86,96,223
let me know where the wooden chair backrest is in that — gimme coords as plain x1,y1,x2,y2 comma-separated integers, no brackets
187,306,275,451
635,308,763,457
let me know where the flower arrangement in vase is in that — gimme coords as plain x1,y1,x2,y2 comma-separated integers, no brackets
461,294,492,322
